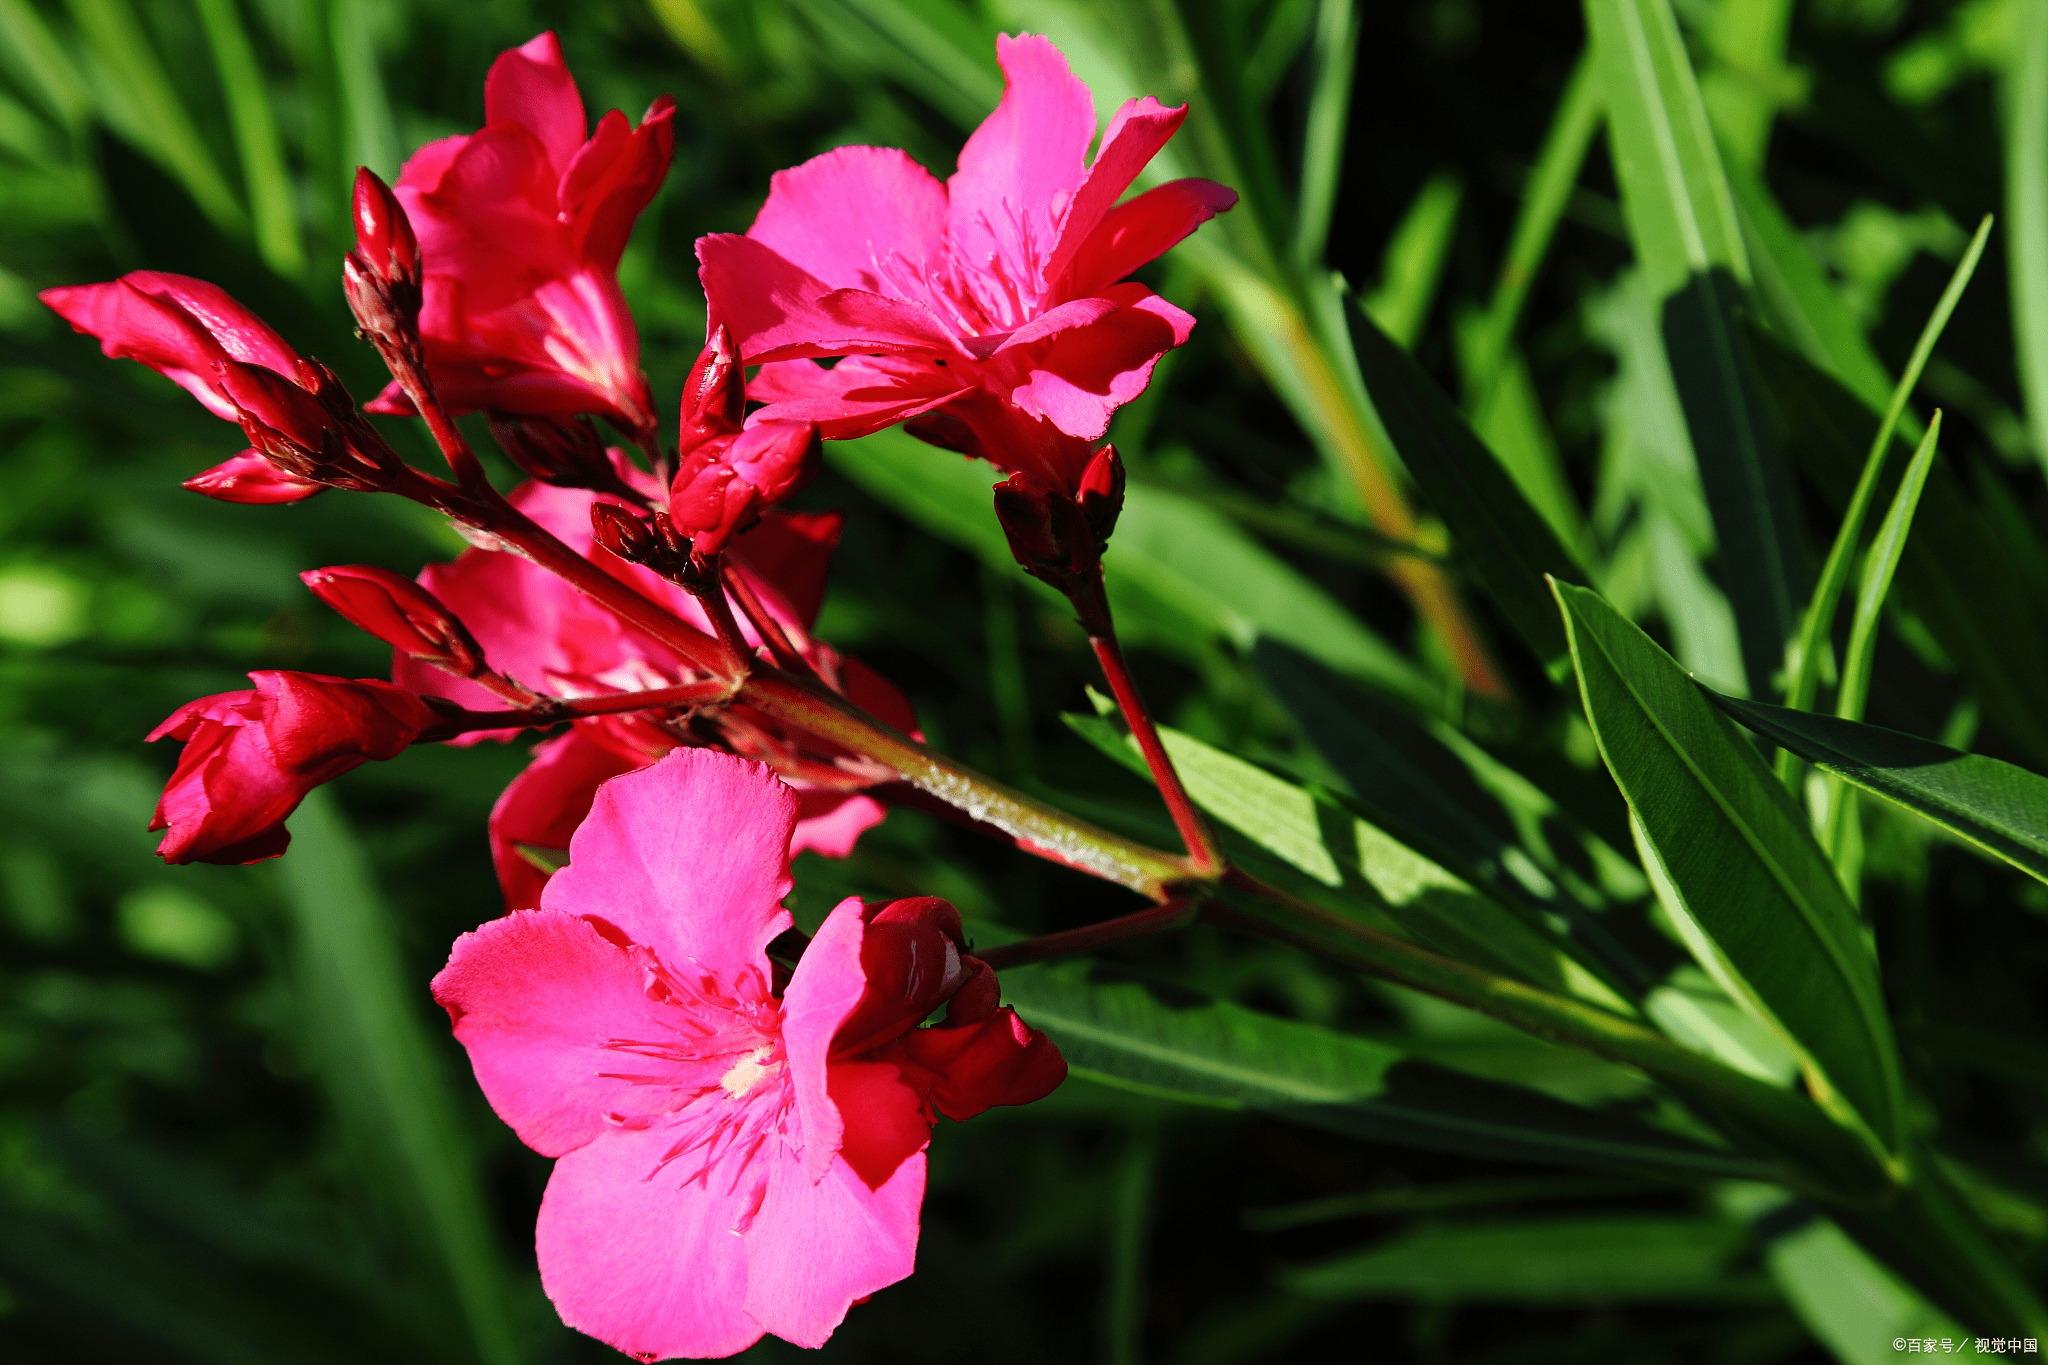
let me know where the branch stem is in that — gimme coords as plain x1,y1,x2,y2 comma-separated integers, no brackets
978,898,1200,969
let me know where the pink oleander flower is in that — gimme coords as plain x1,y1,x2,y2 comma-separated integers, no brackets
148,671,444,865
366,31,674,440
40,271,328,503
697,32,1236,492
394,452,912,908
433,748,1065,1358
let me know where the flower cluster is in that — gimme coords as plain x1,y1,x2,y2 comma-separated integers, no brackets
46,27,1227,1360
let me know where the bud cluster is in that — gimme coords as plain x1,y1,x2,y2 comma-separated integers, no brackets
220,356,408,493
342,168,423,350
990,445,1126,615
590,502,716,593
664,325,822,556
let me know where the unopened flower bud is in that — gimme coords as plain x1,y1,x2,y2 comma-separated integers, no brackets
488,412,614,488
351,167,419,288
218,359,333,455
345,167,423,342
1076,444,1124,551
668,419,821,555
678,324,744,450
301,565,484,675
183,451,327,505
991,471,1096,594
216,359,402,493
591,501,658,564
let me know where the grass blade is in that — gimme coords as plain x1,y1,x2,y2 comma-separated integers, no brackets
196,0,304,278
1103,1125,1156,1365
1461,50,1601,403
1361,171,1461,349
1822,412,1943,869
68,0,246,232
1293,0,1357,268
280,789,525,1365
1780,218,1990,748
328,0,400,179
2007,0,2048,477
0,0,90,131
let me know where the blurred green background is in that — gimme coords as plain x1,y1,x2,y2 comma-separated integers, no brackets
1,0,2045,1361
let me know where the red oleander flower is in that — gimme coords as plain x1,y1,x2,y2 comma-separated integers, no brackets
434,749,1063,1359
148,671,444,865
697,32,1235,492
393,452,913,908
366,31,675,441
39,271,328,503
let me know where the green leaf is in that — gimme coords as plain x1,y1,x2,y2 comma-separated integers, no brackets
1292,0,1356,268
786,0,1000,128
196,0,304,278
1347,299,1589,666
1061,708,1636,1014
1590,0,1805,699
0,0,90,131
1748,328,2048,768
1709,696,2048,886
279,790,525,1365
328,0,401,180
1585,0,1747,296
1461,49,1602,402
68,0,247,233
2007,0,2048,476
1282,1216,1759,1302
1361,171,1460,349
1782,219,1989,729
824,431,1441,711
1764,1217,1964,1362
999,962,1764,1179
1553,582,1904,1157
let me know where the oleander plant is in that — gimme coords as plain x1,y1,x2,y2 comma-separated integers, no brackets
2,1,2047,1361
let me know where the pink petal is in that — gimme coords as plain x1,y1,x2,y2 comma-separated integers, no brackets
1042,99,1189,286
486,727,639,910
947,34,1097,294
982,294,1122,358
899,1005,1068,1120
562,98,676,270
42,279,235,419
537,1120,763,1361
744,355,969,441
484,31,586,177
825,1060,932,1187
778,896,871,1179
749,145,948,293
1062,178,1239,298
996,286,1192,439
539,748,798,975
393,133,468,196
742,1142,924,1348
122,272,303,376
791,791,887,860
432,908,675,1155
701,234,949,364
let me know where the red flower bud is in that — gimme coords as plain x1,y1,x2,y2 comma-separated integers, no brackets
301,565,485,675
487,412,615,488
667,419,821,555
147,671,444,864
345,167,423,343
217,358,333,455
1076,444,1125,550
590,501,658,564
351,167,420,288
991,470,1096,593
183,451,327,505
678,324,745,450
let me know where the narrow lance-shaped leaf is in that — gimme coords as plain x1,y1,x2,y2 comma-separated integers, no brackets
1747,327,2048,768
1348,299,1589,666
1780,220,1989,764
196,0,305,278
1552,581,1904,1159
1589,0,1806,700
279,790,526,1365
1710,695,2048,888
1062,706,1636,1014
2007,0,2048,478
1292,0,1357,268
1362,172,1461,349
998,962,1766,1180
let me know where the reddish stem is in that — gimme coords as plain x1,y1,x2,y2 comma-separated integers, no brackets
428,679,736,737
374,336,492,493
976,897,1200,970
722,565,811,674
689,554,758,666
1071,576,1223,876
